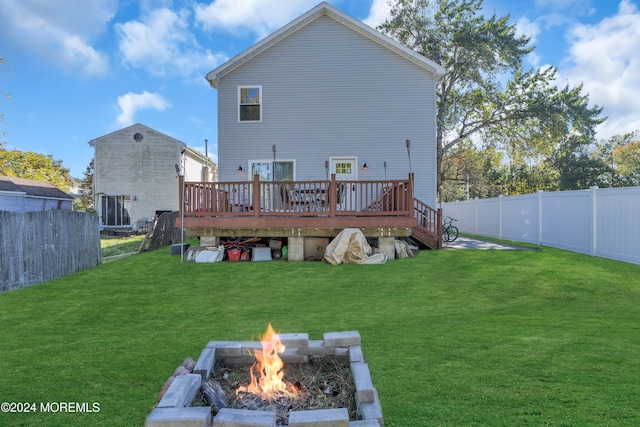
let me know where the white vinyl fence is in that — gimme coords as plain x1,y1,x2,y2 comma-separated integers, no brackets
441,186,640,265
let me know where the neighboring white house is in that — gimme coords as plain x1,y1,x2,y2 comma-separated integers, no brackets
89,123,216,231
0,175,74,212
205,1,445,206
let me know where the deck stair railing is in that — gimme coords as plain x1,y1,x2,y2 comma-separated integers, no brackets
412,198,441,249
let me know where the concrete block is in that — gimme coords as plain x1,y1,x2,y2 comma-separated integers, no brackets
299,340,335,356
334,347,349,357
377,237,395,260
289,408,349,427
349,420,380,427
218,356,256,365
280,347,308,364
280,332,309,349
157,374,201,408
351,363,374,404
356,389,383,426
213,408,276,427
206,341,243,357
242,341,263,357
349,346,364,363
200,236,219,246
323,331,361,347
193,347,215,380
145,406,211,427
288,236,305,261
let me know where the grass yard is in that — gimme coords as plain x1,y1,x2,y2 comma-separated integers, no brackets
100,236,145,258
1,242,639,426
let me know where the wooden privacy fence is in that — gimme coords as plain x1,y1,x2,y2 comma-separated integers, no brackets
0,210,102,292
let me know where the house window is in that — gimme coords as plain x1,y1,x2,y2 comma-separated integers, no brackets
334,162,353,174
239,86,261,122
101,195,131,227
250,160,294,181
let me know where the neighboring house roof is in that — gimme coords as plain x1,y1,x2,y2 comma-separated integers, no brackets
205,1,446,88
0,175,73,200
88,123,184,147
88,123,215,167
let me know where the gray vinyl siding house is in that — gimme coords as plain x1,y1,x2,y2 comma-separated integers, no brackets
206,1,445,206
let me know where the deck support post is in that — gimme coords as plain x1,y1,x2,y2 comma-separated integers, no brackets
287,236,305,261
200,236,220,246
377,236,396,260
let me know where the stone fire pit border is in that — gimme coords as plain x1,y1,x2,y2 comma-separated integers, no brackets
145,330,384,427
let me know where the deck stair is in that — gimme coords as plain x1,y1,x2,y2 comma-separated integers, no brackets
411,198,441,249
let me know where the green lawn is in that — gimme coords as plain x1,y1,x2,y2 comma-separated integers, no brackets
100,236,145,258
1,243,639,426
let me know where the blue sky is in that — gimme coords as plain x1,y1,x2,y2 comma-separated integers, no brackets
1,0,639,178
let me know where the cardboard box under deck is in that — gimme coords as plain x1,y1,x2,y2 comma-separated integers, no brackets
304,237,329,260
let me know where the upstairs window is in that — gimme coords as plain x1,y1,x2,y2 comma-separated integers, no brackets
239,86,261,122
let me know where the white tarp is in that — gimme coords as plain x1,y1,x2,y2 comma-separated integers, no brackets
186,246,225,263
324,228,387,265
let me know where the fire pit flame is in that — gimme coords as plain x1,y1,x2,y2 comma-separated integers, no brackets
237,324,298,400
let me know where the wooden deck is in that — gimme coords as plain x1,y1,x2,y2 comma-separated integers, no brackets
176,174,441,248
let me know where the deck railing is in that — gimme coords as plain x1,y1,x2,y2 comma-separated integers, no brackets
178,173,441,248
179,173,414,218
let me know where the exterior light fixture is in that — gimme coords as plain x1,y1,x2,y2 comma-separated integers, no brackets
237,165,243,173
362,162,368,170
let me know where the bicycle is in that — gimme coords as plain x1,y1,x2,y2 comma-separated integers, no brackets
442,216,459,243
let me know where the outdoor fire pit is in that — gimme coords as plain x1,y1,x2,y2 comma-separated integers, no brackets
145,325,383,426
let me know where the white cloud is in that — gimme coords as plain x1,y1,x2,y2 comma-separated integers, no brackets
363,0,392,28
116,7,226,77
116,91,171,126
194,0,319,39
515,16,542,66
0,0,113,77
559,0,640,139
534,0,595,15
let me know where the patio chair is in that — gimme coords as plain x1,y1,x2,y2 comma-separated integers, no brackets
319,182,346,210
278,183,294,210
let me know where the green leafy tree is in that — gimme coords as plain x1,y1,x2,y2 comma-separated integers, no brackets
612,134,640,187
379,0,605,199
440,140,507,200
0,149,71,192
596,130,640,187
77,158,95,212
558,153,610,190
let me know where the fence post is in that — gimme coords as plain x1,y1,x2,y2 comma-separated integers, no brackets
590,186,598,257
474,198,478,235
498,195,503,240
538,190,544,246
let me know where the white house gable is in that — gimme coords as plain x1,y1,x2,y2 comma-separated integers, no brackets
89,123,216,229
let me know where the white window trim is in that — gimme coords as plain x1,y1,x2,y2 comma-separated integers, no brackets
248,159,296,181
238,85,262,123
